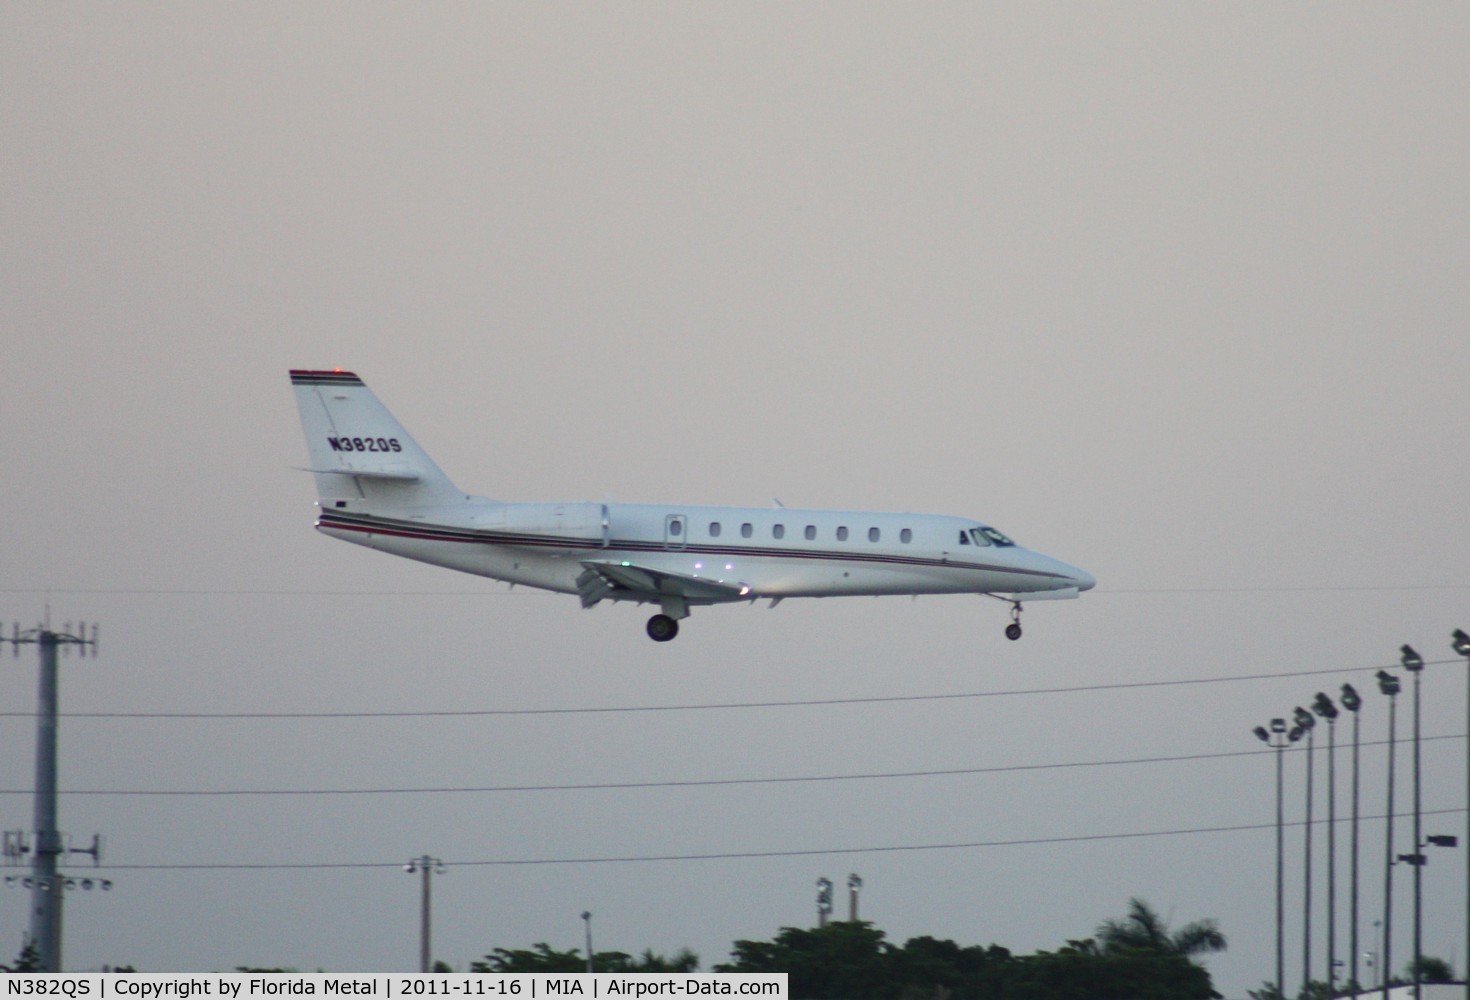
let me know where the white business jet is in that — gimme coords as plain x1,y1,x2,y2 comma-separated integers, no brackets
290,370,1094,642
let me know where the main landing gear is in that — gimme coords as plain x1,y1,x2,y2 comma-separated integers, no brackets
646,614,680,642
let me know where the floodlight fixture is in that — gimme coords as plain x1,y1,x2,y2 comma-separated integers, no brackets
1340,684,1361,712
1401,645,1423,672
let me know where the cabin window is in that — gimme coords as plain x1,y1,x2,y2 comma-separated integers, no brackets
804,525,817,540
900,528,912,544
709,522,721,537
741,522,753,538
773,524,785,539
836,526,848,541
669,520,682,536
869,527,880,542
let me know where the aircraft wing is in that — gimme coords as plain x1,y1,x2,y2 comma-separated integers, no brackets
576,561,749,609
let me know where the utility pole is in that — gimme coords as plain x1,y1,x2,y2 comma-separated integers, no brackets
3,619,100,973
403,856,444,973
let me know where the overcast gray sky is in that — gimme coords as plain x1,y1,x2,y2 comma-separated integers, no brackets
3,3,1468,995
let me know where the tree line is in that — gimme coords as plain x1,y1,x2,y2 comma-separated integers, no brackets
474,898,1227,1000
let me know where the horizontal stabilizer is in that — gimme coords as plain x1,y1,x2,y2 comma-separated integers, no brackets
296,465,423,482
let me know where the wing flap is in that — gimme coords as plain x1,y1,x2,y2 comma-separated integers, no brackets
1006,586,1080,602
577,561,749,608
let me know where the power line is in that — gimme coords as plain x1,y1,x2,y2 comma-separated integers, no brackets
4,733,1461,798
4,659,1462,720
79,806,1470,871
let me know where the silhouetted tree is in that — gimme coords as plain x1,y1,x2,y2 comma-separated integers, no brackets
1,943,40,972
472,943,698,974
473,944,589,973
718,922,896,998
1408,955,1455,984
1096,898,1226,959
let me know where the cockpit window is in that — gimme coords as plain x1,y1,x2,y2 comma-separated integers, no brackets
973,526,1015,547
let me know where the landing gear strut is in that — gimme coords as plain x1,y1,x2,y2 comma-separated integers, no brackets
1005,602,1023,641
646,614,679,642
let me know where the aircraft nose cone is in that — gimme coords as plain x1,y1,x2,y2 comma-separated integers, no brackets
1072,568,1097,592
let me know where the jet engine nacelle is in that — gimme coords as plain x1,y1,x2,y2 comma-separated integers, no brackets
478,501,610,547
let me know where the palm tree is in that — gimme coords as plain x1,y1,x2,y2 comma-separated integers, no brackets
1095,898,1227,958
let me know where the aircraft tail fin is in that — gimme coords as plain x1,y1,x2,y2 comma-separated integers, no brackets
289,370,467,509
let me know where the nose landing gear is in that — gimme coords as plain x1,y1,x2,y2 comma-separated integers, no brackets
1005,601,1023,641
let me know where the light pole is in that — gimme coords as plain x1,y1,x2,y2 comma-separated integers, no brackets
847,874,862,922
1295,704,1317,995
1255,717,1292,998
1340,682,1364,996
1451,628,1470,1000
1401,645,1424,1000
582,912,593,973
1314,692,1340,992
404,856,445,973
816,878,833,928
1378,669,1401,1000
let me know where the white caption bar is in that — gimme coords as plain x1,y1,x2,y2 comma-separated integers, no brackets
0,974,788,1000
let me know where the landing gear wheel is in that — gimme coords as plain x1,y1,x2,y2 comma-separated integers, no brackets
646,614,679,642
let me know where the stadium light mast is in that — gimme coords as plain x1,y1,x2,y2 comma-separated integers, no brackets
1339,683,1364,996
1377,669,1401,1000
1313,692,1340,991
1255,718,1292,998
1294,704,1317,995
1400,645,1424,1000
816,877,833,928
1451,628,1470,1000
